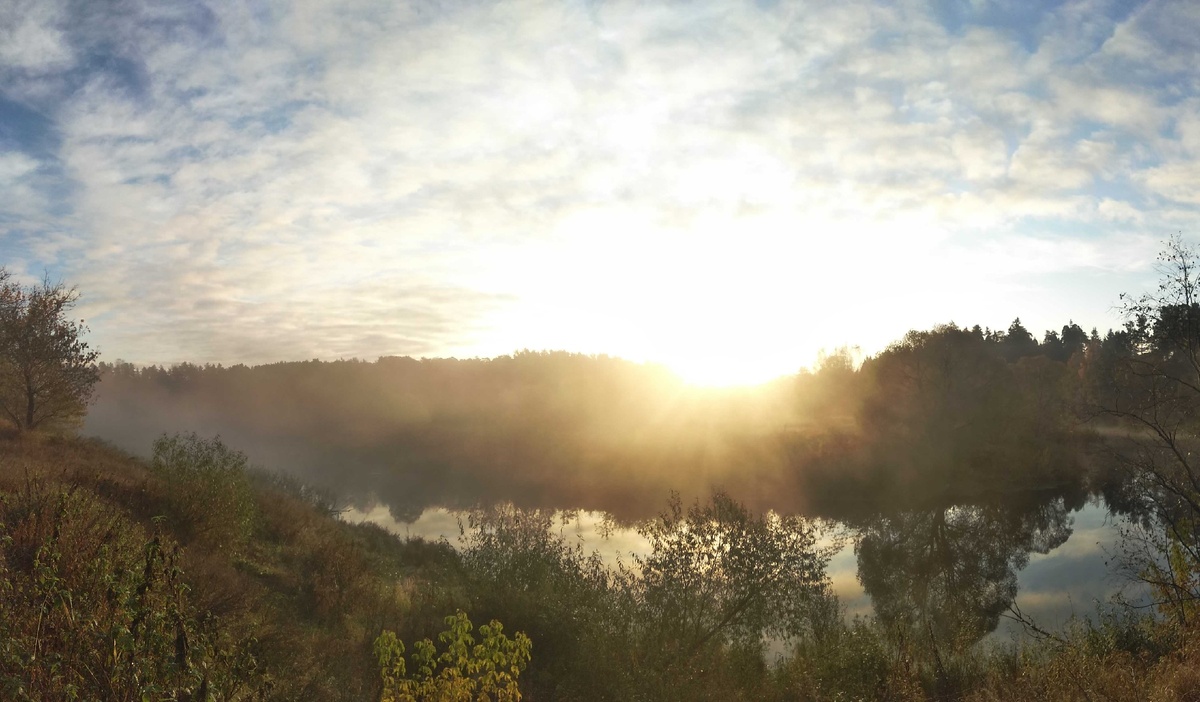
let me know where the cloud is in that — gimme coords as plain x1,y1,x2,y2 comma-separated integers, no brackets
0,0,1196,371
0,151,38,183
1136,162,1200,206
0,0,73,74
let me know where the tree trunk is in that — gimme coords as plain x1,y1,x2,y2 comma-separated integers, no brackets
24,377,35,431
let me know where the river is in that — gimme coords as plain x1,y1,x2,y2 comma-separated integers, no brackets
345,493,1147,644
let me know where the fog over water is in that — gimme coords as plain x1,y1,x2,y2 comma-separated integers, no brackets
83,343,1148,642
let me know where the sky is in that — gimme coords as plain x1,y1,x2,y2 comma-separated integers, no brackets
1,0,1197,385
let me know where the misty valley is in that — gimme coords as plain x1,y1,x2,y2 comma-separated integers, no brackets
8,240,1200,700
10,0,1200,698
71,297,1194,699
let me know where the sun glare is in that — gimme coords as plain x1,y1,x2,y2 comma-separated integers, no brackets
662,354,789,388
467,208,951,388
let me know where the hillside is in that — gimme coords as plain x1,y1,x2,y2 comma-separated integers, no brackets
4,432,1200,702
0,432,462,701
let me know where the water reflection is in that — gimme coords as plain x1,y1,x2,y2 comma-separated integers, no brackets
349,490,1131,645
853,497,1073,649
1001,503,1124,632
344,504,656,566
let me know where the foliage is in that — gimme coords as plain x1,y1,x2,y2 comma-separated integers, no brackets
794,347,864,423
374,611,531,702
0,272,100,432
623,491,835,698
250,468,344,518
459,506,630,700
0,431,439,701
861,325,1024,466
21,237,1200,701
453,494,841,701
90,331,1102,526
152,433,257,553
963,612,1200,702
1087,234,1200,625
461,507,610,603
0,477,265,700
5,404,1200,700
774,594,897,701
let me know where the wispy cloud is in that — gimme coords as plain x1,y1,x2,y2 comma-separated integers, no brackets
0,0,1195,376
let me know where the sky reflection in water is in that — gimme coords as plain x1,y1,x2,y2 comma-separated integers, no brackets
345,497,1141,642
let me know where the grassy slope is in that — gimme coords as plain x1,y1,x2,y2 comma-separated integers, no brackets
0,432,460,701
3,432,1200,701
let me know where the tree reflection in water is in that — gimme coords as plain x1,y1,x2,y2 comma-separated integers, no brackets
854,495,1075,658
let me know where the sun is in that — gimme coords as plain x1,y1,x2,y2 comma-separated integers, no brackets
662,353,793,388
466,208,896,388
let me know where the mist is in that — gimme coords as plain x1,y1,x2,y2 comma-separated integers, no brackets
74,319,1155,678
84,322,1108,525
85,352,814,521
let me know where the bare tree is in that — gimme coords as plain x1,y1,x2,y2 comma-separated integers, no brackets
0,272,101,431
1090,234,1200,623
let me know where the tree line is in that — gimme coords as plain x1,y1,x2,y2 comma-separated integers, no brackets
0,255,1155,525
83,314,1124,521
6,236,1200,698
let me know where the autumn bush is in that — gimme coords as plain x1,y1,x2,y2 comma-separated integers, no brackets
0,433,456,701
8,430,1200,701
151,432,257,553
375,610,531,702
0,477,265,700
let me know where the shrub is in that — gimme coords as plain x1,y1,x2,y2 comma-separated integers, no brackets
151,433,256,553
375,610,531,702
0,478,265,700
459,506,628,699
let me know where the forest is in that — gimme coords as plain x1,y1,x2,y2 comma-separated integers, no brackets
87,316,1095,521
4,238,1200,700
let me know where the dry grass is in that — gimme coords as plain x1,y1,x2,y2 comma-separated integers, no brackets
4,430,1200,701
0,431,433,702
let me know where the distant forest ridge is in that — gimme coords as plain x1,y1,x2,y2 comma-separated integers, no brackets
85,318,1129,521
